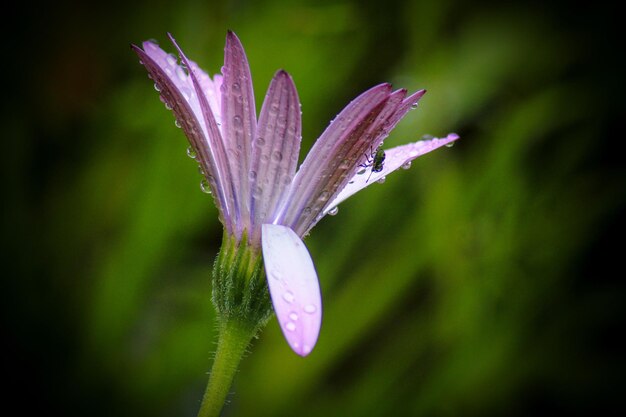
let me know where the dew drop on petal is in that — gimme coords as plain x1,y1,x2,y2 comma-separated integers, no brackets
233,115,243,127
174,119,182,128
248,171,257,181
302,344,312,355
286,322,296,332
256,137,265,147
272,151,283,162
154,83,161,92
200,179,212,194
357,168,366,175
289,312,299,321
282,291,295,303
328,206,339,216
304,304,317,314
411,102,419,109
186,146,197,159
445,141,455,148
402,161,412,170
198,166,205,175
377,176,386,184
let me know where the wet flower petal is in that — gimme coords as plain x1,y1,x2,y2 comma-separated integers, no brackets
131,41,232,231
277,83,393,234
222,31,257,234
324,133,460,214
168,33,237,231
261,224,322,357
250,70,302,244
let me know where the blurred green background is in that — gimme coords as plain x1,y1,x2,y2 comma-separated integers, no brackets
3,0,624,416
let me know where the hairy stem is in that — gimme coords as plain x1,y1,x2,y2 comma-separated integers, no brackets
196,320,256,417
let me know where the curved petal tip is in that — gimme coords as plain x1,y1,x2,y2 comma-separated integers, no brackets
261,224,322,356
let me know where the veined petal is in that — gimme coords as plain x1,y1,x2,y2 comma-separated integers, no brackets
324,133,460,213
277,84,393,235
222,31,257,236
250,70,302,245
188,62,223,128
299,89,428,233
132,41,232,232
261,224,322,357
167,33,237,234
387,89,427,131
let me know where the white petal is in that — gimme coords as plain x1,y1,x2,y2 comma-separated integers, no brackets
261,224,322,356
324,133,460,214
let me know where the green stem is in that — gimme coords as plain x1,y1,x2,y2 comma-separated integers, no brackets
197,320,256,417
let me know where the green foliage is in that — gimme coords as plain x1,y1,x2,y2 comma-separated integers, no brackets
4,0,623,416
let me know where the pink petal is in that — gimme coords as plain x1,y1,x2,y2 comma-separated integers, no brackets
324,133,460,213
132,41,233,232
250,71,302,245
222,31,257,234
276,83,393,235
261,224,322,357
167,34,238,235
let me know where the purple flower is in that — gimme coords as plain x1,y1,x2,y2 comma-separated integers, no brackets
132,32,458,357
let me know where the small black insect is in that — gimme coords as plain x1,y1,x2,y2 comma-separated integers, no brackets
359,145,386,183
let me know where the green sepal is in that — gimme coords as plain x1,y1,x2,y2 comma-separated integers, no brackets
212,231,273,332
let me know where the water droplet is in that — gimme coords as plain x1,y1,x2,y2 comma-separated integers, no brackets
186,146,196,159
256,137,265,147
357,168,366,175
233,115,243,127
304,304,317,314
174,119,181,128
402,161,412,170
411,102,419,109
302,344,312,355
164,102,172,110
285,322,296,332
289,312,299,321
272,151,283,162
421,134,434,141
248,171,257,181
303,207,312,216
445,141,455,148
198,166,205,175
252,186,263,199
328,206,339,216
377,176,386,184
283,291,295,303
200,179,212,194
154,83,161,92
232,82,241,92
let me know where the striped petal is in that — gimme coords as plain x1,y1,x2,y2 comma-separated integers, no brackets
261,224,322,357
276,83,393,235
296,88,408,234
167,34,237,233
250,70,302,245
324,133,460,214
222,31,257,236
132,41,232,232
